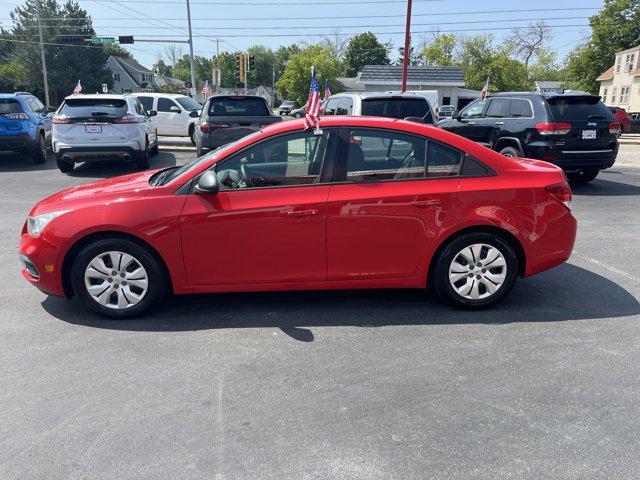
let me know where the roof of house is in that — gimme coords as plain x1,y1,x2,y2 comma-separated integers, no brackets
358,65,465,85
113,56,153,74
596,66,615,82
534,81,563,89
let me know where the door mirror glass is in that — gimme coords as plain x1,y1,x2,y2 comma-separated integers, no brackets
451,110,460,120
195,171,219,194
170,105,181,113
148,110,158,117
189,110,200,118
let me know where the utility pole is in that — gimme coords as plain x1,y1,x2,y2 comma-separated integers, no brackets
272,62,275,107
401,0,412,92
185,0,197,98
216,38,219,93
35,0,50,107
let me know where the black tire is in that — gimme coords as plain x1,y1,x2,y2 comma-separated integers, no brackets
150,135,159,156
136,139,150,170
56,154,74,173
499,146,520,158
432,232,518,309
70,238,167,319
567,168,599,184
32,133,47,164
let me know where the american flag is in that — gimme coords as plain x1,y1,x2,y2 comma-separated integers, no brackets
201,80,211,96
324,78,331,99
480,77,489,99
72,80,82,94
304,67,321,130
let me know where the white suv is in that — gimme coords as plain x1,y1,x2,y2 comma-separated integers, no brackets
52,94,158,173
132,93,201,144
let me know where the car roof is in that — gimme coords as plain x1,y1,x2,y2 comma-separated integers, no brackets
331,91,433,100
131,92,189,98
63,94,128,100
0,93,28,99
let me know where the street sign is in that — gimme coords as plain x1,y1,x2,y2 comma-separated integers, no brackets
89,36,117,44
102,84,108,93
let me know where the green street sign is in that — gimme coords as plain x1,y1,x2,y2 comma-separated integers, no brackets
90,36,117,44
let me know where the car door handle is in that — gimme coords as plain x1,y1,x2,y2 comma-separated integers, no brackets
286,209,318,217
411,200,440,208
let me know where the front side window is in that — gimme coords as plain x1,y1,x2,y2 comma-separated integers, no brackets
176,96,201,111
157,98,178,112
214,130,333,190
133,99,146,116
323,97,340,115
336,97,353,115
460,99,487,119
485,98,510,118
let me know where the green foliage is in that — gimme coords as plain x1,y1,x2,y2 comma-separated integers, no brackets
247,45,276,87
0,61,28,91
152,59,173,77
214,51,240,88
422,34,457,67
343,32,390,76
275,45,343,105
565,0,640,93
172,54,213,86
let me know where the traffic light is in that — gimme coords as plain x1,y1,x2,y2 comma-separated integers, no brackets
236,53,244,83
60,36,87,44
118,36,134,44
248,54,255,72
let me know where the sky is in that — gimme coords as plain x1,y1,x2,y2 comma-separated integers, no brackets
0,0,604,69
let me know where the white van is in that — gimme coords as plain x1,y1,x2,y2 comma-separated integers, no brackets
323,91,439,124
132,93,201,143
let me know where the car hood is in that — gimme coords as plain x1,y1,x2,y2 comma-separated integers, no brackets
30,169,159,215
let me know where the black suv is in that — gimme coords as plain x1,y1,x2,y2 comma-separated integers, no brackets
439,92,620,183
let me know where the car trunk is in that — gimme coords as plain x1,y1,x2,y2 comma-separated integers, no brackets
0,99,26,134
545,95,616,151
56,98,134,144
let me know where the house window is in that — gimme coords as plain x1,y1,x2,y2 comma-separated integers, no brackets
616,56,621,73
602,88,607,104
142,74,152,83
113,73,120,82
611,87,617,103
621,86,630,103
628,54,635,72
122,88,132,94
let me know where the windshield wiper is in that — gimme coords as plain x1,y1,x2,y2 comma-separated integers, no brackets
150,167,179,186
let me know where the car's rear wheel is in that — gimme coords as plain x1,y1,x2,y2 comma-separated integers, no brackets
150,135,159,155
189,125,196,145
56,154,74,173
32,133,46,164
136,139,150,170
499,146,520,158
567,168,599,183
71,238,166,319
433,233,518,308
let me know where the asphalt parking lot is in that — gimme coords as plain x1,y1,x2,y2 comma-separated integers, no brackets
1,145,639,479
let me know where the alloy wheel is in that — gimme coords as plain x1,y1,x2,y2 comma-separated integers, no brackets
84,251,148,309
448,243,507,300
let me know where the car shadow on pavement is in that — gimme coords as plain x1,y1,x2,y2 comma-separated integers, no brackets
571,177,640,196
0,152,60,172
68,153,178,179
42,263,639,342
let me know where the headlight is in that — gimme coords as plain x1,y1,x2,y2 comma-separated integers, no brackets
27,211,69,237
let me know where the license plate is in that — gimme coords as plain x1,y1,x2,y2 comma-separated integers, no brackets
85,125,102,134
582,129,596,140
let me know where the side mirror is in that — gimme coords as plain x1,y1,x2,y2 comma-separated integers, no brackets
195,171,219,195
189,110,199,118
148,110,158,117
452,110,460,120
170,106,181,113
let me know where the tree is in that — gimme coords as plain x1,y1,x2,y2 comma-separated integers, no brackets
213,51,241,88
172,54,213,85
275,45,343,105
343,32,390,76
9,0,112,104
527,47,563,84
246,44,276,87
565,0,640,93
152,59,173,77
0,61,28,91
319,29,350,61
509,21,551,68
422,34,457,66
396,44,421,66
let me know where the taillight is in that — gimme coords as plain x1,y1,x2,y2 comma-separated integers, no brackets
114,115,143,124
52,116,70,124
4,113,28,120
535,122,572,135
546,181,572,209
200,123,229,133
609,121,621,135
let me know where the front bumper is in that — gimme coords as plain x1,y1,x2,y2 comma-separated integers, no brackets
19,232,65,296
56,145,145,162
525,141,618,171
0,133,37,152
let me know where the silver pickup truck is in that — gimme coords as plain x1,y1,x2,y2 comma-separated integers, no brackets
194,95,281,156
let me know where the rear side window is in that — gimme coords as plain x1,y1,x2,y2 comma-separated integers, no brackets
509,99,533,118
323,97,340,115
208,97,269,116
0,99,23,114
426,141,463,177
60,98,128,118
547,96,612,121
485,98,510,118
137,96,154,111
336,97,353,115
361,98,430,120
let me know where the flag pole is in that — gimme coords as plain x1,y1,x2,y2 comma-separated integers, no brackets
401,0,413,93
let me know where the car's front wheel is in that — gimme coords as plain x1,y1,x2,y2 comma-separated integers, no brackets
433,233,518,308
71,238,167,319
56,154,74,173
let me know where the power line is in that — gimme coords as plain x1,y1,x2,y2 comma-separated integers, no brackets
78,0,444,4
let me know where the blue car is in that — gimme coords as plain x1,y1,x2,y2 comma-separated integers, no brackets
0,92,52,164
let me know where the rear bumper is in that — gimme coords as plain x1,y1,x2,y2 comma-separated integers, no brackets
525,141,618,170
525,207,577,277
19,233,65,296
0,133,37,151
56,145,145,161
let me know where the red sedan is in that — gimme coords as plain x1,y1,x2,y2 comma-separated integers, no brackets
19,117,577,318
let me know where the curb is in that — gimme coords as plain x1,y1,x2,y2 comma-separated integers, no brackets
159,145,197,152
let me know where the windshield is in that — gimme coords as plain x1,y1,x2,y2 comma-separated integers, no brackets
282,101,294,106
153,131,263,186
60,98,128,118
176,96,201,111
547,96,612,121
362,98,431,120
209,97,269,116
